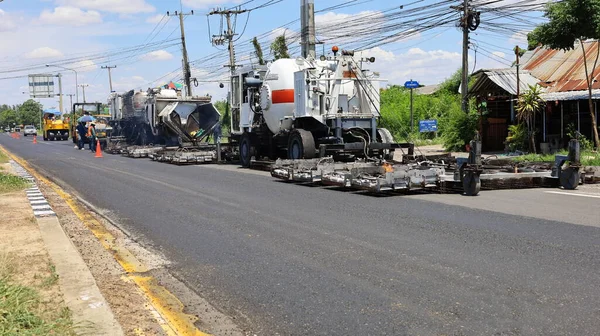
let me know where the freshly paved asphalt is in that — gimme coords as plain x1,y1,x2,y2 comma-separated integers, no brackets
2,134,600,335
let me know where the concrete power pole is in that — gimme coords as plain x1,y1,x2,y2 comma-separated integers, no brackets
208,8,248,76
57,74,64,115
461,0,469,114
301,0,316,59
65,94,75,113
167,10,194,97
101,65,117,93
79,84,89,103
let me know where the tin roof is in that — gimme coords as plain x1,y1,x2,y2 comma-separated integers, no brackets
469,68,540,96
521,40,600,93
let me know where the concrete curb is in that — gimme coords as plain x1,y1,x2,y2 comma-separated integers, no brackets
9,159,124,336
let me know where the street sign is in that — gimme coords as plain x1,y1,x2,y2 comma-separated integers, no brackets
28,74,55,98
404,80,419,89
419,119,438,133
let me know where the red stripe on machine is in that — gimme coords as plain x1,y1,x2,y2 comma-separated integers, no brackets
271,89,295,104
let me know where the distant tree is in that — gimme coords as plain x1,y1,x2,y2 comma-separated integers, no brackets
517,84,545,153
214,100,230,133
528,0,600,148
270,35,290,60
252,37,265,65
0,109,19,129
18,99,43,127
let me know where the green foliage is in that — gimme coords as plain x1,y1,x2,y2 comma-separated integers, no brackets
214,100,230,133
505,123,528,152
0,255,76,335
531,0,600,51
566,123,594,150
516,84,545,152
252,37,265,65
270,35,290,60
0,109,19,129
378,68,479,152
441,106,479,152
437,68,461,94
0,173,30,194
18,99,43,127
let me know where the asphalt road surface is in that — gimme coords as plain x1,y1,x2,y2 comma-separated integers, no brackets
2,134,599,335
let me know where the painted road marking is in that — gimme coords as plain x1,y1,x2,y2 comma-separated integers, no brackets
4,158,56,218
545,191,600,199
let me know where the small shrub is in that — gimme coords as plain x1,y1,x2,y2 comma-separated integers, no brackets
505,123,528,152
442,107,479,152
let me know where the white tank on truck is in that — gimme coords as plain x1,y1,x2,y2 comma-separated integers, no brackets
227,46,407,167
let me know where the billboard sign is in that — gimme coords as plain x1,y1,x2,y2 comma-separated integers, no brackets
28,74,55,98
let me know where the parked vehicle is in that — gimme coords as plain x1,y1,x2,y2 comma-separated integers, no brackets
23,125,37,136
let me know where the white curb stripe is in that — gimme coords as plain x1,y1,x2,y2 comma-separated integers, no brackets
8,160,56,218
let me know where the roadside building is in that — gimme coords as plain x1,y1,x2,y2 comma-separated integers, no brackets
469,40,600,152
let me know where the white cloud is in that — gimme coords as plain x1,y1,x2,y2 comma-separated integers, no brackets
73,60,98,72
56,0,155,14
146,14,165,24
25,47,64,59
0,10,17,32
355,47,462,86
39,7,102,26
142,50,174,61
509,30,529,47
182,0,242,9
112,75,148,91
315,11,392,45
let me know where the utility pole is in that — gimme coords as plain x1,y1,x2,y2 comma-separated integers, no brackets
515,46,520,97
300,0,316,59
461,0,469,114
167,10,195,96
209,8,248,76
57,74,63,115
101,65,117,93
65,94,75,113
79,84,89,103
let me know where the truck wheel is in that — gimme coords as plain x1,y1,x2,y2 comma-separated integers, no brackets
288,129,315,160
463,172,481,196
240,132,255,167
560,167,580,190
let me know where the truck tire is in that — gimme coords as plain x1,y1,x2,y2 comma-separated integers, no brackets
288,129,316,160
240,132,255,168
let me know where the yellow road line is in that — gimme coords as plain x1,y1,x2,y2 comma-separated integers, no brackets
0,145,210,336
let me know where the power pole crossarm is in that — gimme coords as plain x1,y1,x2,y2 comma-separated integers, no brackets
208,8,249,76
167,10,195,97
101,65,117,93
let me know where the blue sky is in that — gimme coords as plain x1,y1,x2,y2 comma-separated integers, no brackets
0,0,546,110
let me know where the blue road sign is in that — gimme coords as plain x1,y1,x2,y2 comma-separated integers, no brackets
419,119,438,133
404,80,419,89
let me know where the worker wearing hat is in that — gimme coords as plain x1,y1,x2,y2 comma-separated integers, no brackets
86,122,97,152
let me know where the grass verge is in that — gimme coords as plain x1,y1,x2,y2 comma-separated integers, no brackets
512,150,600,166
0,173,30,194
0,149,8,164
0,253,77,335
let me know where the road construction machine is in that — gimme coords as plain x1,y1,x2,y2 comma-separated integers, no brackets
107,88,220,149
42,109,69,141
229,47,411,167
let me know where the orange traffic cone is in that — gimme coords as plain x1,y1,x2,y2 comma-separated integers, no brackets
94,140,103,158
33,135,37,144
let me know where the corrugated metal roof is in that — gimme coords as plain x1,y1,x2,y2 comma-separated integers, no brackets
521,40,600,93
469,68,540,96
541,89,600,101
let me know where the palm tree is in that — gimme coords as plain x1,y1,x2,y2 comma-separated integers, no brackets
516,84,545,153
